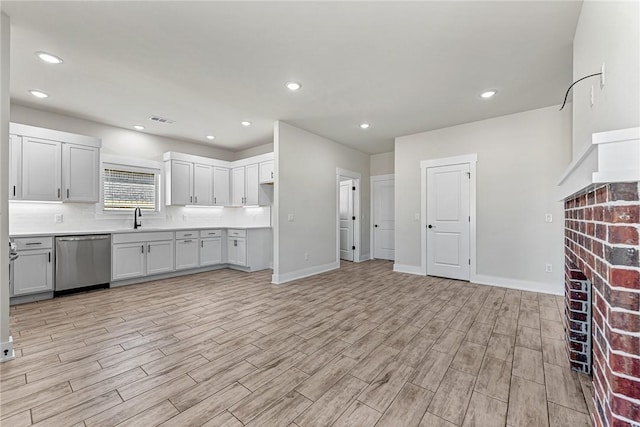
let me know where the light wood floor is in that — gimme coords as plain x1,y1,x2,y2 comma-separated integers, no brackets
1,260,593,427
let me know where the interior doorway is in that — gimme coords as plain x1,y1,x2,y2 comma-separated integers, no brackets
336,168,361,264
420,154,477,281
371,175,395,260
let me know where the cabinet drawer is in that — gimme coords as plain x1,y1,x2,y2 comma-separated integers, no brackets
199,229,221,238
176,230,198,239
227,229,246,238
113,231,174,244
14,236,53,250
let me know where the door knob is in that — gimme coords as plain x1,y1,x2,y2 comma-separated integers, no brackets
428,224,434,229
374,224,378,228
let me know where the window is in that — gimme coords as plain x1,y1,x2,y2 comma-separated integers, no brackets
103,166,160,211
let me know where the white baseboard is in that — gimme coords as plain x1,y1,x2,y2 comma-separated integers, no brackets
0,336,15,362
272,261,340,284
393,263,424,275
473,274,563,296
358,253,371,262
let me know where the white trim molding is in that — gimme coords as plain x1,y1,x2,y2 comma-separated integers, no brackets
370,174,394,260
272,261,340,285
393,263,424,275
420,153,478,281
473,274,563,296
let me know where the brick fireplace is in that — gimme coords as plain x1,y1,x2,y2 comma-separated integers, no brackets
564,181,640,427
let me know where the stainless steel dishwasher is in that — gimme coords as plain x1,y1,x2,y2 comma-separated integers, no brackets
55,235,111,294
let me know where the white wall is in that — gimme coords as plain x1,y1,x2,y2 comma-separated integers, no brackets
395,105,571,294
1,12,12,358
572,1,640,157
274,121,370,283
234,143,274,160
370,151,394,176
10,104,236,161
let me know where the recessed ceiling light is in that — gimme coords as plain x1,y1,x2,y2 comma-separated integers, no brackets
206,135,216,140
133,125,145,130
360,123,370,129
285,82,301,91
36,51,63,64
29,90,48,98
480,90,497,99
241,121,252,127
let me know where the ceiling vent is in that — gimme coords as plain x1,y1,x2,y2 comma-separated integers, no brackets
149,115,175,124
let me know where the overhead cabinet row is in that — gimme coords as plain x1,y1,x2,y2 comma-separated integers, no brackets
9,128,101,203
164,153,273,207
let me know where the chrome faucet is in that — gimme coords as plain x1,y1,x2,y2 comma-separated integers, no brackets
133,207,142,229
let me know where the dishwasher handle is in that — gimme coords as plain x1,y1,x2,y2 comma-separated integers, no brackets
57,235,110,242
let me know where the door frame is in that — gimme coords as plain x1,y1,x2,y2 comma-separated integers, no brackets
370,174,394,259
336,168,361,263
420,154,477,281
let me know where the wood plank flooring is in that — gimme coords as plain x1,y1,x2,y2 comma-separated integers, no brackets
1,260,592,426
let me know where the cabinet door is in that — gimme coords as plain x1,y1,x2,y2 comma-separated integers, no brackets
227,237,247,266
21,137,62,201
147,240,175,275
9,135,21,200
112,243,146,281
245,164,260,205
231,167,245,206
169,160,193,205
200,237,222,266
213,167,230,206
175,239,199,270
193,164,212,205
63,143,99,202
13,249,53,295
259,160,274,184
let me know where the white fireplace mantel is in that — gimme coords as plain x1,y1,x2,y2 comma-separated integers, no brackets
558,127,640,200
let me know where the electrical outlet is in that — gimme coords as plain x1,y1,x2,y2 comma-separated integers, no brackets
545,213,552,223
414,213,420,221
545,264,553,273
304,252,309,261
182,214,188,221
54,214,63,223
288,214,295,222
600,62,605,88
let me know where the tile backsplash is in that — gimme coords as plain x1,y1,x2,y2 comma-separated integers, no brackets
9,202,270,234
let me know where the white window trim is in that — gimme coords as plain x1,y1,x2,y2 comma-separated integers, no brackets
95,154,166,219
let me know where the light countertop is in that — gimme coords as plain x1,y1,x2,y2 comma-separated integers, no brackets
10,226,271,238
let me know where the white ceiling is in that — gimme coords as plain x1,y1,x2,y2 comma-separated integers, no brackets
2,1,582,154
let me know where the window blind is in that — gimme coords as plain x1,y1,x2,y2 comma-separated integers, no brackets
103,168,158,211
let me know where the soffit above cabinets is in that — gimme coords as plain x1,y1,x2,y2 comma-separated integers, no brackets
2,1,581,154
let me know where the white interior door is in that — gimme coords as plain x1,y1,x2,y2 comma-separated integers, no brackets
426,163,470,280
372,178,395,260
339,180,354,261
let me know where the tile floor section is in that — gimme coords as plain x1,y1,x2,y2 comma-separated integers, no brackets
0,260,593,426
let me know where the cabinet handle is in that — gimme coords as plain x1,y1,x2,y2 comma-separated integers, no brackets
48,252,51,263
214,197,216,204
195,196,197,203
183,239,193,243
148,244,151,253
66,189,70,198
184,233,193,237
190,196,193,203
271,171,273,179
201,240,203,248
141,245,144,253
57,188,61,198
13,185,16,197
234,239,237,247
25,242,42,246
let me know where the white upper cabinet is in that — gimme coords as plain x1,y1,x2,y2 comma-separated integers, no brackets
21,137,62,201
63,143,99,202
167,160,194,205
213,167,230,206
193,163,212,205
9,123,101,203
259,160,274,184
9,135,21,200
231,166,245,206
163,151,272,207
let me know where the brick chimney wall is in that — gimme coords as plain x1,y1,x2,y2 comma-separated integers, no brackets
564,182,639,427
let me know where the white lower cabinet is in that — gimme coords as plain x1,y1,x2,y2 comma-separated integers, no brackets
227,229,271,270
147,241,175,275
12,237,54,296
175,231,199,270
227,236,247,267
112,232,174,281
200,229,223,266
